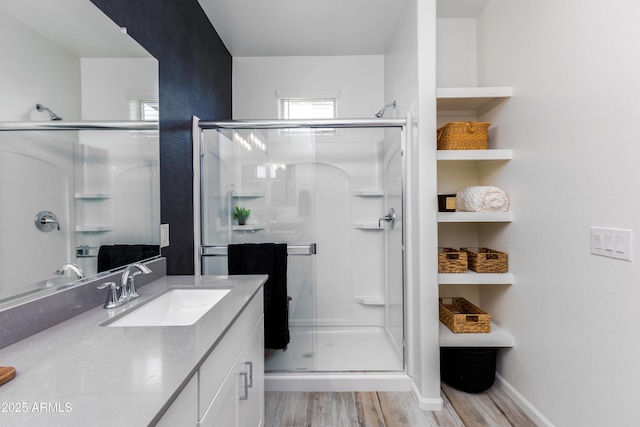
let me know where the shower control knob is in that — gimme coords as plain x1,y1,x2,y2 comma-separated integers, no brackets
378,208,396,229
34,210,60,232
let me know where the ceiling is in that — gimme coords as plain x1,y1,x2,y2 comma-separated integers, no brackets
197,0,406,57
0,0,151,58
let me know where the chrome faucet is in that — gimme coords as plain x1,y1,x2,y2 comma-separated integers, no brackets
119,263,152,303
53,263,84,279
97,282,120,309
97,263,152,309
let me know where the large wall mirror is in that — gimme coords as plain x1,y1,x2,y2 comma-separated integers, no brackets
0,0,160,306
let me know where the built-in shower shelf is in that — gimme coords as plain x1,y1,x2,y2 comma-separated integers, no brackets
232,192,264,199
352,190,384,197
232,225,265,232
354,296,385,306
76,246,99,258
75,225,112,232
439,272,514,285
352,222,383,230
74,193,110,199
439,322,514,347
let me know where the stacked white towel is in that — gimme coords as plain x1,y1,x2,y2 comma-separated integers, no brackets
456,186,509,212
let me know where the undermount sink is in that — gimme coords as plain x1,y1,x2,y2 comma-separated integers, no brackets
104,287,231,327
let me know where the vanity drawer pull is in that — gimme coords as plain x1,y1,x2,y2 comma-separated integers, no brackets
239,371,249,400
244,361,253,388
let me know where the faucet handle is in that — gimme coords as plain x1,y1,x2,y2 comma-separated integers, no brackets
128,275,140,298
97,282,120,309
127,263,151,298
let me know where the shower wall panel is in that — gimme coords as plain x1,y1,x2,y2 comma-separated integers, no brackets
0,9,80,296
0,134,74,298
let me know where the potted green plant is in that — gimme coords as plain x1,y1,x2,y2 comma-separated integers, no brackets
233,206,251,226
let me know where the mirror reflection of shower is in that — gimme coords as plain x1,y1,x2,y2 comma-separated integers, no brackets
375,100,396,118
36,104,63,121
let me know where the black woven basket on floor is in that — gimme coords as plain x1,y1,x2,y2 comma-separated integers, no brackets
440,347,497,393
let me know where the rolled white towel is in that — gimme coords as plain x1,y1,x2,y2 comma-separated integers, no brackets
456,186,509,212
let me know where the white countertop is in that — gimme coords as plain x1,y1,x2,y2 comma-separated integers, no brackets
0,275,266,426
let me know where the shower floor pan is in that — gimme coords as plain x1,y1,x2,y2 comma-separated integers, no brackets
265,325,403,372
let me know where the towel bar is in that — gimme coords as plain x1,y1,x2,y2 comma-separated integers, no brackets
201,243,316,257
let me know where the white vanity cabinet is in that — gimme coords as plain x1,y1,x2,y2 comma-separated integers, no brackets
199,315,264,427
157,289,264,427
198,290,264,427
156,375,199,427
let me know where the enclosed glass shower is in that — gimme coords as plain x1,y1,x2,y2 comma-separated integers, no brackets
0,121,159,305
195,118,405,374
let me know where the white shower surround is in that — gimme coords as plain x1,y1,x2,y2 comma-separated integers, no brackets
0,11,159,292
229,54,410,390
0,9,80,291
200,126,404,372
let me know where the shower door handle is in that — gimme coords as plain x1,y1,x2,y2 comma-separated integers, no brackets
378,208,396,229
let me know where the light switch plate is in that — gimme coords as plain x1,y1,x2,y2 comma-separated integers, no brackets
590,227,632,261
160,224,170,248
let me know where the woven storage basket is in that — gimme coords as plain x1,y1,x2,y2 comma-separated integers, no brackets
461,247,508,273
438,248,468,273
437,121,490,150
439,297,491,333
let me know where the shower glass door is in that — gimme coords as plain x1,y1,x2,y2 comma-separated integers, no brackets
383,130,404,365
200,127,318,371
199,123,404,373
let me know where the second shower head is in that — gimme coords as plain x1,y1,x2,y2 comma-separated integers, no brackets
36,104,63,121
375,101,396,118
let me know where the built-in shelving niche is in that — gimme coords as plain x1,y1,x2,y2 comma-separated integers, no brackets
436,1,515,346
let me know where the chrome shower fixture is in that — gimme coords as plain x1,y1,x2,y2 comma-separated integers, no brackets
375,100,396,118
36,104,63,121
53,263,84,279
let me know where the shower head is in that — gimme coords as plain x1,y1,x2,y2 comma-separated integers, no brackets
375,101,396,118
36,104,63,121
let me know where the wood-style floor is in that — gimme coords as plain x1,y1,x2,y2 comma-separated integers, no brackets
265,383,537,427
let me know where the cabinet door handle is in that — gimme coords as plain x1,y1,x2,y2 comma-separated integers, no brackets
244,361,253,388
239,371,249,400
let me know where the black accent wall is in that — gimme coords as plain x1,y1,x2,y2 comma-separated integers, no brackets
91,0,232,274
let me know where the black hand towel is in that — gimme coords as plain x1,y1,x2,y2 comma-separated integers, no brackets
228,243,289,350
97,244,159,273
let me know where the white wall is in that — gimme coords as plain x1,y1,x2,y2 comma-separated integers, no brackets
81,58,158,120
0,10,81,121
436,18,477,88
385,0,441,409
233,55,384,119
475,1,640,425
0,10,79,293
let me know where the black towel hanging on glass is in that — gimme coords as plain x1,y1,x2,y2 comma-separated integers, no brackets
228,243,289,350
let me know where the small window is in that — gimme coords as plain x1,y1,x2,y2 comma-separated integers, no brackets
129,100,159,121
277,90,340,135
280,98,336,121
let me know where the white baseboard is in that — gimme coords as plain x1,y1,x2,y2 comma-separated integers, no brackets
494,373,554,427
411,382,444,411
